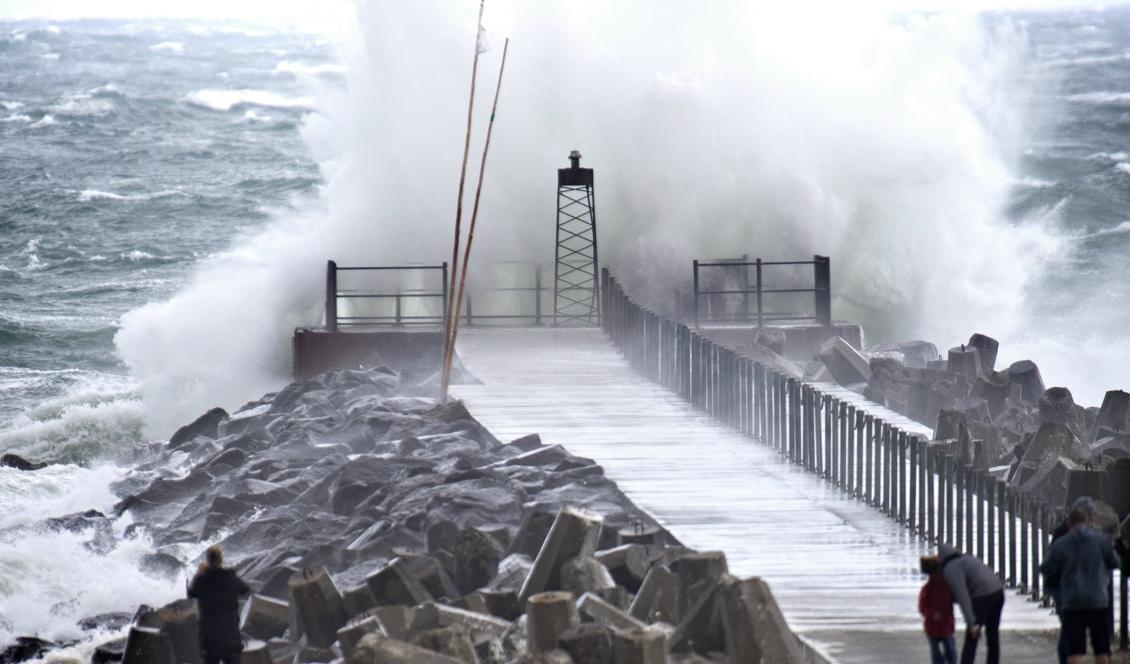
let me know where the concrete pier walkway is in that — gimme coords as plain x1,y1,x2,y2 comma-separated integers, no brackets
451,327,1059,662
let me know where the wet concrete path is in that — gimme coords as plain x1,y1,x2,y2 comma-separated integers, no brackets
451,328,1059,662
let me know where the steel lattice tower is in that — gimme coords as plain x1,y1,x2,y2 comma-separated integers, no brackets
554,151,600,326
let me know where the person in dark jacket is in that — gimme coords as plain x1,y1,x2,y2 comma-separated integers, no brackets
937,543,1005,664
1041,507,1120,664
1049,496,1097,664
187,545,251,664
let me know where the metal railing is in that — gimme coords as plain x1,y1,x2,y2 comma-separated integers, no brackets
692,255,831,328
324,260,549,330
603,268,1069,612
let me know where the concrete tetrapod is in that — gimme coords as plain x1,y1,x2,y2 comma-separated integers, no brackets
288,566,348,649
610,626,668,664
239,594,290,641
518,507,603,602
525,591,577,654
121,626,174,664
346,633,465,664
717,574,804,664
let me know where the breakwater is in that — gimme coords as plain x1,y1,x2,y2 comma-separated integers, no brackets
1,363,810,664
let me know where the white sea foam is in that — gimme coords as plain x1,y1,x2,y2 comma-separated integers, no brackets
149,41,185,53
122,250,155,262
0,101,23,110
1115,162,1130,175
273,61,347,76
42,53,59,61
1,114,31,123
240,109,272,123
30,115,55,128
1043,51,1130,67
185,89,315,112
1015,176,1055,188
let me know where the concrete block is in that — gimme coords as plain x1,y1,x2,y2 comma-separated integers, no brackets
433,603,511,639
669,578,724,654
611,626,668,664
289,566,348,649
346,633,465,664
817,336,871,386
474,588,522,621
618,525,662,546
336,614,384,657
525,591,577,654
967,333,999,373
365,557,433,607
342,583,378,619
673,551,728,621
519,507,603,602
1007,360,1045,404
595,545,651,593
155,599,200,664
718,574,804,664
1105,458,1130,519
454,527,506,595
1066,469,1106,510
558,623,612,664
628,564,678,624
405,555,461,601
510,510,557,559
241,594,290,641
413,625,479,663
971,372,1010,419
947,346,981,382
1092,390,1130,442
122,626,174,664
241,639,272,664
576,592,647,632
561,557,616,596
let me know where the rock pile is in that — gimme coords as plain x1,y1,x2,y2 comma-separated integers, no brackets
118,508,804,664
5,365,808,663
813,332,1130,532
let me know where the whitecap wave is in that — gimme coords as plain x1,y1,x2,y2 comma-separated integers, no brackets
1044,51,1130,67
50,93,113,117
1015,176,1056,188
1065,91,1130,105
0,101,23,111
0,396,145,465
1115,162,1130,175
185,88,315,112
239,109,272,123
1086,151,1128,161
149,41,185,53
273,60,347,76
1080,220,1130,239
1,114,31,123
42,52,59,61
30,115,55,128
77,189,186,202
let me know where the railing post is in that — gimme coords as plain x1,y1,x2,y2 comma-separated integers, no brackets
985,471,996,570
693,259,700,328
537,265,544,326
814,254,831,327
899,431,908,525
998,480,1008,582
325,259,338,332
755,258,764,329
1019,493,1029,592
926,445,936,543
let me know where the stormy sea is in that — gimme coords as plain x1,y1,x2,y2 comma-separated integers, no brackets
2,2,1130,656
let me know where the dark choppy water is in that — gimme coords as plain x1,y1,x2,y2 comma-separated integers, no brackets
0,20,333,460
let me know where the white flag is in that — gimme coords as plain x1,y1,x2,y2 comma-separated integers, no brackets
476,24,491,54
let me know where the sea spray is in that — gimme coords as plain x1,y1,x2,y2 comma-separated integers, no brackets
117,1,1067,432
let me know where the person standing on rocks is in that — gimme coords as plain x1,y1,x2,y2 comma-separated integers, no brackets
187,545,251,664
1041,507,1120,664
937,543,1005,664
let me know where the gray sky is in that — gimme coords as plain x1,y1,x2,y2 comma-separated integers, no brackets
0,0,1124,22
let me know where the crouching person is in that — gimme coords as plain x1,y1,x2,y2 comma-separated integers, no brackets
188,545,251,664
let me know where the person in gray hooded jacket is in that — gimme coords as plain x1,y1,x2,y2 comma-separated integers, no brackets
938,543,1005,664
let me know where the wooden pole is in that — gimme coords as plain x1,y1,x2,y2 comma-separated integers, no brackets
441,0,486,403
440,38,509,400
